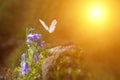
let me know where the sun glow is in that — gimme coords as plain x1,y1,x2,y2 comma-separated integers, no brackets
71,1,112,33
87,4,107,23
69,1,116,33
92,8,102,19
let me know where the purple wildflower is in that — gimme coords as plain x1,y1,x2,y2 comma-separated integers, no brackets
27,34,41,41
21,53,26,62
21,62,29,76
39,41,45,47
34,53,39,62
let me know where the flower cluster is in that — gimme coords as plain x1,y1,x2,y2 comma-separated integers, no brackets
27,33,44,48
13,28,47,79
27,34,41,41
12,19,58,79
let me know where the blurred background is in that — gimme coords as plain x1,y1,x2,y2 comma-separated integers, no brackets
0,0,120,79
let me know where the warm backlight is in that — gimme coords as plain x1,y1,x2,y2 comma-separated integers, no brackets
87,5,106,23
91,8,102,19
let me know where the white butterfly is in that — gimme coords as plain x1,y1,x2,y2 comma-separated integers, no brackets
39,19,57,33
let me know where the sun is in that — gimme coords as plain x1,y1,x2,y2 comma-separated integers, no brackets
89,6,104,21
84,3,108,25
73,1,110,26
92,8,102,18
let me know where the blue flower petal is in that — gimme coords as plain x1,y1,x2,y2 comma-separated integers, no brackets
34,53,39,62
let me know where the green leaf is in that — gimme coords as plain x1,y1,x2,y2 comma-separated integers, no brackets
28,48,34,63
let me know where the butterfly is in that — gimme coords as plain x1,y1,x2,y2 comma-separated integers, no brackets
39,19,57,33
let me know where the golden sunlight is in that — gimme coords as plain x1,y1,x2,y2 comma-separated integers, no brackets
86,4,107,24
73,1,110,25
65,1,118,36
91,8,102,19
71,1,113,33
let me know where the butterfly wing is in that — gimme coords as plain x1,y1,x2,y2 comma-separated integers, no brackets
39,19,49,31
49,19,57,33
